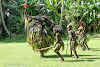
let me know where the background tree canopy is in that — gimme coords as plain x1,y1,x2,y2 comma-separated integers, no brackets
0,0,100,40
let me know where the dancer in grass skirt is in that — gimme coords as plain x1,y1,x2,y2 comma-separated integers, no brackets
25,14,65,61
77,22,89,51
67,24,79,58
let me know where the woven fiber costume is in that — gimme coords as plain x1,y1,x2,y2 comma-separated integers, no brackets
25,14,64,61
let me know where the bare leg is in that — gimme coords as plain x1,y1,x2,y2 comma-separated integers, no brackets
72,48,79,58
54,44,64,61
40,50,44,57
80,42,86,51
70,48,72,56
84,43,89,50
70,41,72,56
72,41,79,58
82,45,86,51
55,52,64,61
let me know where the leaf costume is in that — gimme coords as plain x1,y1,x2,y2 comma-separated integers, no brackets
25,14,54,52
25,14,65,61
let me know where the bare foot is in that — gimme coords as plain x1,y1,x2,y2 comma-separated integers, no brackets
72,56,79,58
59,58,64,61
40,54,44,57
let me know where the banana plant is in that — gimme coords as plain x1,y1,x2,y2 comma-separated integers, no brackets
43,0,63,24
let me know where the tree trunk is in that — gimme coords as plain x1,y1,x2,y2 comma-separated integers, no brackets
0,0,2,35
0,0,10,37
0,12,2,34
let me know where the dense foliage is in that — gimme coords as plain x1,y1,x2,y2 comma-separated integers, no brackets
0,0,100,39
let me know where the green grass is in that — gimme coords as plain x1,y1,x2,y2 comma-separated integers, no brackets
0,38,100,67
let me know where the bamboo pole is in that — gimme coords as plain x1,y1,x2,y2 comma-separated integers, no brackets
35,46,54,51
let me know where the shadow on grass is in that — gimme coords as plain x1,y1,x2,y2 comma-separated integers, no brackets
43,54,99,62
64,59,95,62
64,55,100,62
44,59,95,62
43,54,96,58
81,57,100,60
89,48,100,51
43,55,70,58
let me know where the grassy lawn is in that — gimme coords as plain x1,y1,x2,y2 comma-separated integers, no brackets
0,38,100,67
